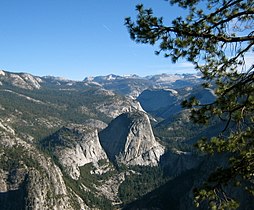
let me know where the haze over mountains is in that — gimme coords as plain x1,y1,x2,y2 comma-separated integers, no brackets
0,70,252,209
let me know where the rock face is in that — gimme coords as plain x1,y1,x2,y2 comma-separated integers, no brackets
99,111,165,166
0,124,76,210
41,121,108,180
95,172,126,204
0,70,41,89
96,97,144,118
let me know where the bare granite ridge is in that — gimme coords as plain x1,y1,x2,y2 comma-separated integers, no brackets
43,120,108,180
99,111,165,166
0,123,78,210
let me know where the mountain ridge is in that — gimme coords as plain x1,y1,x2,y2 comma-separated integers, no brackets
1,69,201,97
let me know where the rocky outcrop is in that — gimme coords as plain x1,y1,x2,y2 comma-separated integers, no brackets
96,97,144,118
95,172,126,204
0,70,41,90
99,111,165,166
0,124,77,210
42,121,108,179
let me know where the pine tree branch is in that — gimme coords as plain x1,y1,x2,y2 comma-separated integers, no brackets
164,26,254,43
193,0,243,27
206,10,254,33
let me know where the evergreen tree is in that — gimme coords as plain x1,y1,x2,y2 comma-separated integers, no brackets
125,0,254,209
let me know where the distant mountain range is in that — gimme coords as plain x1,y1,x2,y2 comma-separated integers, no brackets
84,73,202,97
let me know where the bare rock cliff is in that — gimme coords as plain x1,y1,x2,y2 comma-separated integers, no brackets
0,125,76,210
42,120,108,180
99,111,165,166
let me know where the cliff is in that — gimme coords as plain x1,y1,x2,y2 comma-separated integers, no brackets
40,120,108,180
0,122,83,210
99,111,165,166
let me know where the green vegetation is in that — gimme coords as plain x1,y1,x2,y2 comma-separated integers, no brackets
118,166,168,205
40,145,115,210
63,174,114,210
63,161,116,210
0,83,115,141
79,162,116,188
126,0,254,209
154,119,205,141
0,145,40,172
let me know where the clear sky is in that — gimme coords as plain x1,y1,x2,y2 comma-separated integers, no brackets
0,0,196,81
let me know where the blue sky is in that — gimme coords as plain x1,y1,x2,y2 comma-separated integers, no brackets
0,0,196,80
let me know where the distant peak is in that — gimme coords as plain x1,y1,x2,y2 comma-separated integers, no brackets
0,70,6,76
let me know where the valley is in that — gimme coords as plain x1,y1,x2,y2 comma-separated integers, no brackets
0,70,252,209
